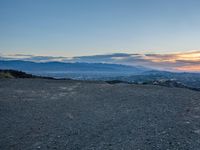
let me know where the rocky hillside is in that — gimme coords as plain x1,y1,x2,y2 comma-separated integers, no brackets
0,69,53,79
0,69,36,78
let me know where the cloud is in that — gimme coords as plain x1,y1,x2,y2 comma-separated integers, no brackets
0,54,74,62
142,51,200,63
142,51,200,71
175,64,200,72
1,51,200,72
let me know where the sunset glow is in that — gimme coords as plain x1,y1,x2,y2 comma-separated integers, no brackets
1,50,200,72
175,65,200,72
176,51,200,61
143,51,200,63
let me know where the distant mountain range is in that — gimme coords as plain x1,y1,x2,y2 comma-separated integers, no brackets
0,60,149,78
1,52,200,72
0,60,147,72
1,60,200,89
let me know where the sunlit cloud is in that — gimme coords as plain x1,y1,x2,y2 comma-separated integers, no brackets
1,51,200,72
144,51,200,63
111,57,128,60
175,65,200,72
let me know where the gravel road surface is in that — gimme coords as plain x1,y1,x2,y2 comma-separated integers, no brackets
0,79,200,150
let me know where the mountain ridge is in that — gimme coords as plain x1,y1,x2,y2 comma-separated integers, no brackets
0,59,149,73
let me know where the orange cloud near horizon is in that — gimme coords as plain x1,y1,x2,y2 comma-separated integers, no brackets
1,50,200,72
142,51,200,72
175,65,200,72
144,51,200,62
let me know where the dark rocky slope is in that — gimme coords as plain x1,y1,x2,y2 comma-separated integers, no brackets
0,69,54,79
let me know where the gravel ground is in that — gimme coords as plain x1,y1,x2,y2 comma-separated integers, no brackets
0,78,200,150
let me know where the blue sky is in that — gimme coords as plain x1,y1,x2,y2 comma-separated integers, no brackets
1,0,200,57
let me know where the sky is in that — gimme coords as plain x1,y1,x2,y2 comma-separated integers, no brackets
1,0,200,56
0,0,200,71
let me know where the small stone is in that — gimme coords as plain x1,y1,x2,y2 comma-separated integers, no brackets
37,146,41,149
185,121,190,124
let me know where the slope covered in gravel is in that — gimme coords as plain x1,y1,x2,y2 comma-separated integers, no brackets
0,79,200,150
